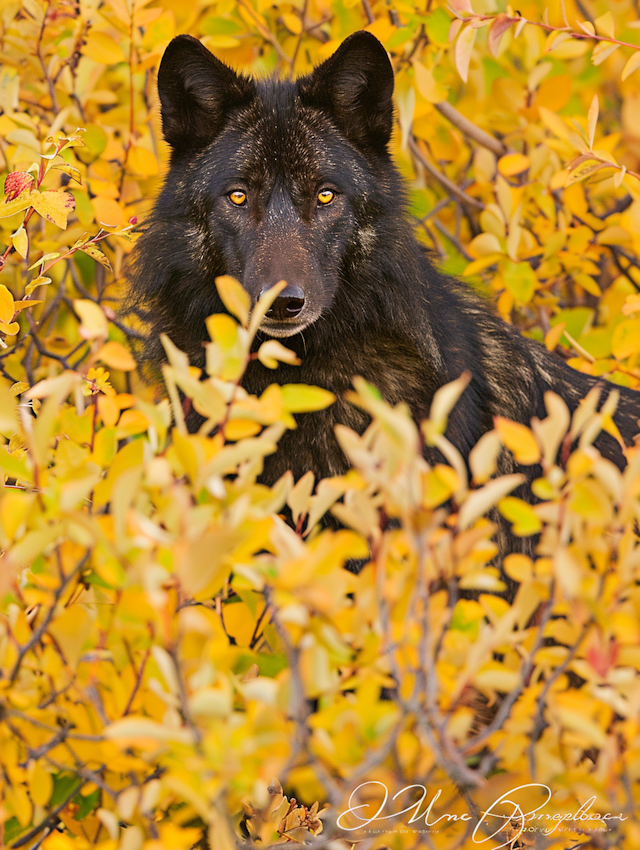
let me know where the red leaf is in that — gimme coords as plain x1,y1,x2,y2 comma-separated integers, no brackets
4,172,34,202
488,14,515,58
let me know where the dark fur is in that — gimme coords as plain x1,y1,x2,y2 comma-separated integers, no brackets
127,32,640,551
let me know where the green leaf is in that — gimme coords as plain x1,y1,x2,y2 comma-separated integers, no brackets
280,384,335,413
502,260,537,304
498,496,542,536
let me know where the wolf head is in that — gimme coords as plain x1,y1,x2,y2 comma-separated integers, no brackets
132,32,404,350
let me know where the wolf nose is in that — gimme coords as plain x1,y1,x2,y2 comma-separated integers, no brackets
262,285,305,320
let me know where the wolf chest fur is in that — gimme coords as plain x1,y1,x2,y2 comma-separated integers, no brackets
128,31,640,553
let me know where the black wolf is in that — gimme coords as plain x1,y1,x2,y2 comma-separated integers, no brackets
128,31,640,536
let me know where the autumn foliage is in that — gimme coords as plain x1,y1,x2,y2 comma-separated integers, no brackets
1,1,640,849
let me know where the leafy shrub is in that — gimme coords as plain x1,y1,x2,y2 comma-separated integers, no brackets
0,1,640,849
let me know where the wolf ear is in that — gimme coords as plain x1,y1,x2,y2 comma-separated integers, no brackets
157,35,254,151
299,31,394,151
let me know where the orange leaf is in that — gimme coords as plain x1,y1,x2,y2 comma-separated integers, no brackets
494,417,541,465
0,284,15,324
97,340,137,371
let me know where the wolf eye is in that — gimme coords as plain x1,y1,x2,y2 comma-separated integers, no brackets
228,190,247,206
317,189,335,206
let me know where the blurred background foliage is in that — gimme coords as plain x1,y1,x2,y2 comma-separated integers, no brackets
0,0,640,848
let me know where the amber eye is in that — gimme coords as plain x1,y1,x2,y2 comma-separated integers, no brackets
317,189,335,205
229,190,247,206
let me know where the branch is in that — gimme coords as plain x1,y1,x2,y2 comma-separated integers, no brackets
409,136,484,210
8,552,89,684
435,101,506,157
10,779,86,848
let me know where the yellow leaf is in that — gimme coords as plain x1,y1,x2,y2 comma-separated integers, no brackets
128,145,159,176
48,605,93,667
13,299,42,312
468,232,503,257
498,153,530,176
215,275,251,326
548,39,589,60
612,317,640,359
98,393,119,427
591,42,620,66
469,429,502,483
498,496,542,536
97,340,137,371
454,25,476,83
413,61,447,103
596,226,631,246
0,284,15,323
29,761,53,807
622,51,640,81
82,30,127,64
6,785,32,827
30,190,75,229
538,107,575,145
74,299,108,340
79,241,112,271
564,157,610,186
203,34,241,49
11,225,28,258
364,17,395,44
554,703,607,746
116,409,149,438
25,275,51,296
474,662,520,693
92,196,126,227
573,273,601,297
0,321,20,335
224,419,262,440
206,313,239,349
423,464,459,507
458,474,525,529
545,322,566,351
0,191,34,219
495,417,540,464
176,528,243,597
257,339,300,369
282,12,302,34
569,480,611,523
504,553,533,583
91,427,117,466
93,438,144,507
104,716,195,745
0,490,33,540
594,11,615,38
427,372,471,437
463,254,502,276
